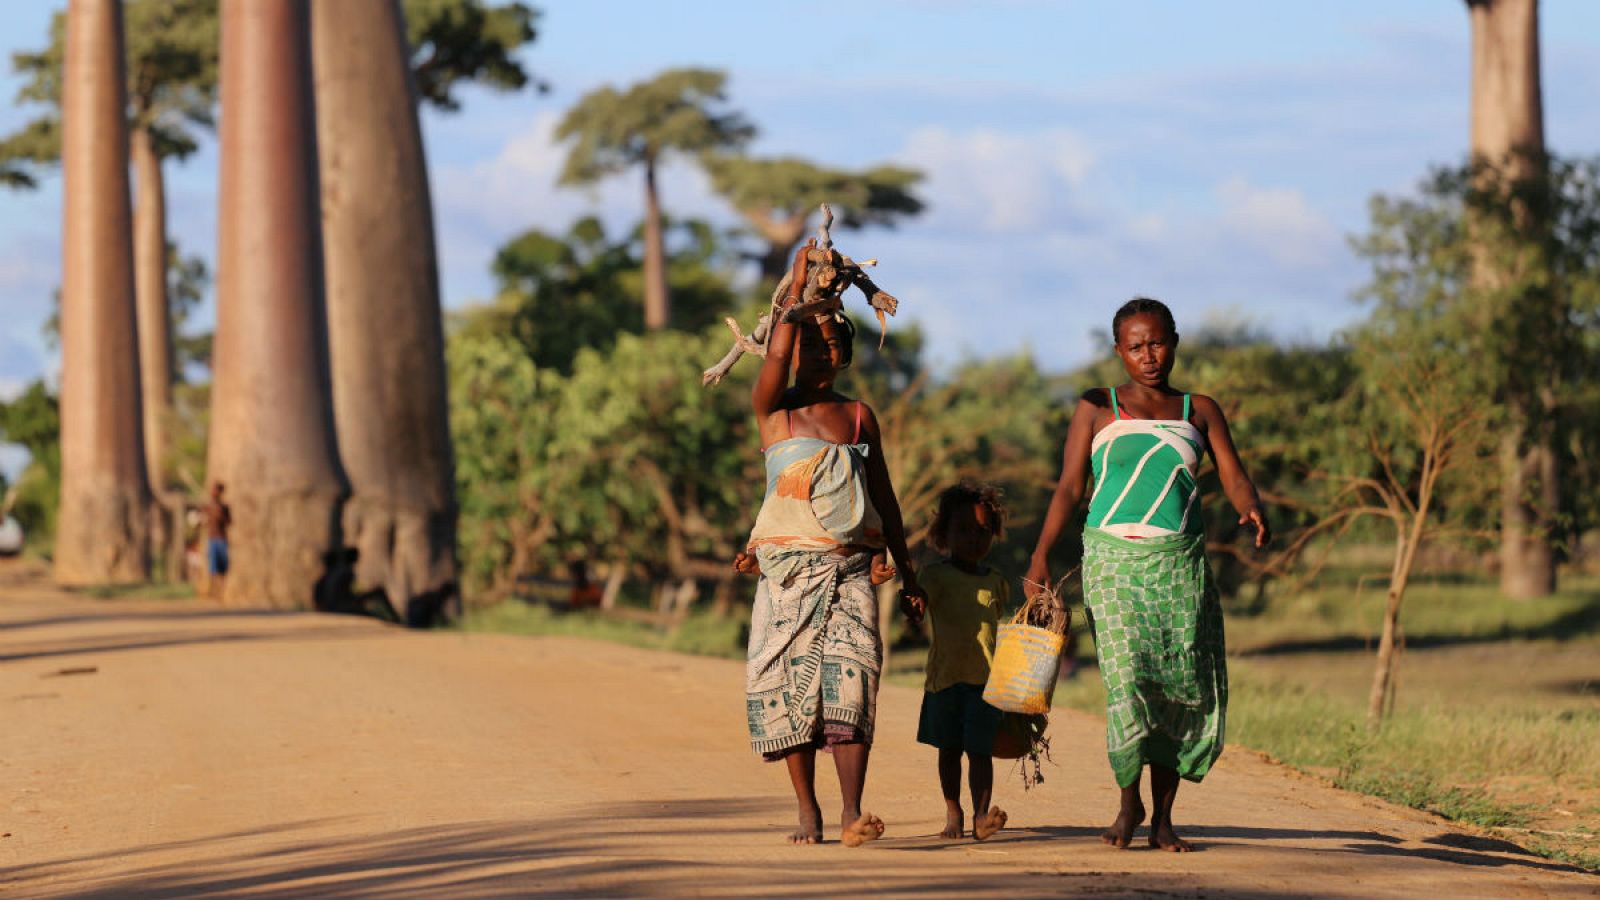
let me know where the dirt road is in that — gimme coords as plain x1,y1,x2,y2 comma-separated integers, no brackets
1,578,1593,898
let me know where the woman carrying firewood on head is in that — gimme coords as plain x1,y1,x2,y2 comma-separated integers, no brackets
731,241,925,846
1026,297,1270,852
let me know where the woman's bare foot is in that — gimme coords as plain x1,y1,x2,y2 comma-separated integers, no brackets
1101,798,1145,849
1150,819,1193,852
940,808,964,839
840,813,885,847
788,809,823,845
973,806,1007,841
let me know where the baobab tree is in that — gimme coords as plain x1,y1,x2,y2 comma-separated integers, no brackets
705,155,924,283
312,0,457,623
208,0,345,608
1465,0,1558,598
556,68,754,330
2,1,216,523
54,0,151,585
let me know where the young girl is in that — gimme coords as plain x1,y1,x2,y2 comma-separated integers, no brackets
739,242,924,847
911,482,1011,842
1027,297,1270,852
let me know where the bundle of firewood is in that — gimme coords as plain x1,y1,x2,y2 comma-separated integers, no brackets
702,203,901,387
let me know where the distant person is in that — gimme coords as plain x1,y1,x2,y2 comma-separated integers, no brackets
916,482,1011,842
566,560,603,610
1026,297,1270,852
737,244,924,847
203,483,232,601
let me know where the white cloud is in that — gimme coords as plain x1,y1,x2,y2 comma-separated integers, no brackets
898,126,1096,233
429,111,738,306
1214,176,1341,269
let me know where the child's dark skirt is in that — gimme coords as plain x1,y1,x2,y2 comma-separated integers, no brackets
917,683,1003,755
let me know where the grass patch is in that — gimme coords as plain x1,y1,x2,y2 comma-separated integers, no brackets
1045,654,1598,871
457,600,745,661
1336,771,1532,828
1227,575,1600,651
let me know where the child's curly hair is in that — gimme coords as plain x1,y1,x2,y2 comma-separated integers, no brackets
928,481,1008,551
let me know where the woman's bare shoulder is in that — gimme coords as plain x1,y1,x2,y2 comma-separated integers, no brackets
1080,387,1112,409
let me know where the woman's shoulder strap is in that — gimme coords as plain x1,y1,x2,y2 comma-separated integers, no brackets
853,400,865,443
1108,386,1120,417
1182,393,1191,420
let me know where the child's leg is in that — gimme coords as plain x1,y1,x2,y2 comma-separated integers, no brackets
965,690,1006,840
968,752,1007,840
1148,763,1192,852
833,743,885,846
938,747,964,838
782,748,823,845
1101,769,1146,849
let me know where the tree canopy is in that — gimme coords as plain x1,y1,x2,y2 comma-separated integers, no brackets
555,67,754,185
403,0,545,111
0,0,542,187
0,0,218,186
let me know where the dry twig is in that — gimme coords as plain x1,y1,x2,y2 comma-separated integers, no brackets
701,202,903,386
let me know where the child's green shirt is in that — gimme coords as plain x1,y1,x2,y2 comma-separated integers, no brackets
921,559,1010,692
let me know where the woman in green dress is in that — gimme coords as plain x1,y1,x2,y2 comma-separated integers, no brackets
1026,297,1270,852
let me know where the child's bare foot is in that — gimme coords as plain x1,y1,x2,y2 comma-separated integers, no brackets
973,806,1007,841
788,810,823,845
840,813,885,847
939,808,964,839
1150,819,1193,852
1101,799,1145,849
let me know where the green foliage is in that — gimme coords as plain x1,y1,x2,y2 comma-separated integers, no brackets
463,216,738,373
402,0,545,111
0,380,61,552
448,319,763,590
0,0,541,189
555,67,754,184
1354,154,1600,545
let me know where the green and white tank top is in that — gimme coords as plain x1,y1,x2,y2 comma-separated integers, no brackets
1086,388,1205,538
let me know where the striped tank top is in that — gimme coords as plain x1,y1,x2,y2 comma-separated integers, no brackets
1086,388,1205,538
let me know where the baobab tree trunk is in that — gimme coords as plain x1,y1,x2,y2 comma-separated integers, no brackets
1467,0,1557,599
642,159,670,330
312,0,458,624
55,0,152,586
131,126,172,494
131,124,186,582
209,0,345,609
750,210,809,285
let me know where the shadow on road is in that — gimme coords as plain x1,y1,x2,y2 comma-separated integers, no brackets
3,798,1590,899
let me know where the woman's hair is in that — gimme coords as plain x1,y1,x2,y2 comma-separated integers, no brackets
1112,297,1177,344
929,481,1007,551
833,315,857,370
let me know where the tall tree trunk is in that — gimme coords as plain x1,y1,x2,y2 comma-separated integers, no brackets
748,210,810,285
1467,0,1557,598
641,158,670,330
55,0,152,586
312,0,457,624
131,126,173,494
131,124,186,582
209,0,345,609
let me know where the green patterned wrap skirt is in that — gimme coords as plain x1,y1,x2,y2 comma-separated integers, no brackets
1081,526,1227,788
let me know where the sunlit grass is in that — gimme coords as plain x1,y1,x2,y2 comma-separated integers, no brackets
457,600,745,661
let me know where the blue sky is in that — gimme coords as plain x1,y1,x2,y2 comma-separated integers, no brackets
3,0,1600,402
